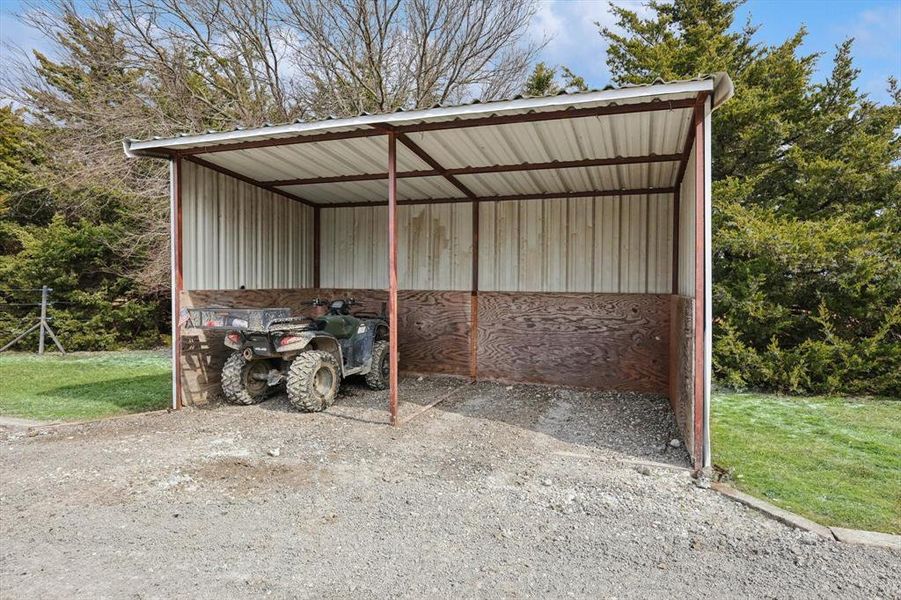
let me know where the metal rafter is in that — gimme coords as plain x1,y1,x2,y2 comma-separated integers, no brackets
321,187,675,209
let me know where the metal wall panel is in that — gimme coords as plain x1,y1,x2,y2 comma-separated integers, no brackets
320,203,472,290
678,143,697,297
479,195,672,293
181,160,314,290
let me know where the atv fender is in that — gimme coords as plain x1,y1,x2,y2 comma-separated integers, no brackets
278,333,344,374
274,331,317,352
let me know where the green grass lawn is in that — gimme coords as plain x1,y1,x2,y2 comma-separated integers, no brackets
712,392,901,534
0,352,172,422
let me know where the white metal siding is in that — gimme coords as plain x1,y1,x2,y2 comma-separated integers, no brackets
320,203,472,290
181,160,314,290
323,195,673,293
479,195,673,293
678,143,697,297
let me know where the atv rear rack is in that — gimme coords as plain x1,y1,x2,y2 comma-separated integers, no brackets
185,307,292,331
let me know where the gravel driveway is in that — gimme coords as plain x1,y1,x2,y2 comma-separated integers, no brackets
1,377,898,599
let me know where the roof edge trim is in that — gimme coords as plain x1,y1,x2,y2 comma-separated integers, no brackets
711,72,734,110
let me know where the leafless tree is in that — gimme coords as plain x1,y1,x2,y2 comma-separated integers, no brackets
102,0,305,128
3,0,541,292
281,0,541,117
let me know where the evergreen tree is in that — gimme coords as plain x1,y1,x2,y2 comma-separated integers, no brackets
600,0,900,395
523,63,588,96
0,107,167,351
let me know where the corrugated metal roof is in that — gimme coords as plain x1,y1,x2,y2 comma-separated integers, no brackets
125,74,732,205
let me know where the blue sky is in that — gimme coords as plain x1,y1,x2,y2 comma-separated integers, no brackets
531,0,900,103
2,0,899,104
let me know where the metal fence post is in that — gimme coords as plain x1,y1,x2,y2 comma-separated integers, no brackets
38,285,48,355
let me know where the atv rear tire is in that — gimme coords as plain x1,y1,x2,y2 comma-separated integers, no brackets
365,340,390,391
286,350,341,412
222,351,271,405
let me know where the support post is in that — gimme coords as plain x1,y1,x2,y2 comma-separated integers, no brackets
671,190,680,295
171,157,184,410
470,200,479,381
313,206,321,288
692,101,706,470
387,132,399,425
38,285,48,355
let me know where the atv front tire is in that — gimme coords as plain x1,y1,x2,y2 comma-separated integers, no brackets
286,350,341,412
222,351,272,405
365,340,390,391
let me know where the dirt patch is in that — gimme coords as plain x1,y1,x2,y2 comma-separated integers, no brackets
1,377,898,599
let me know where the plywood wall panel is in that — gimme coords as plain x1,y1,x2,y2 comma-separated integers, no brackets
394,290,471,376
477,292,670,393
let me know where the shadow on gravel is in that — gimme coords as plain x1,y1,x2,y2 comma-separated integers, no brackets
424,380,691,466
204,374,690,466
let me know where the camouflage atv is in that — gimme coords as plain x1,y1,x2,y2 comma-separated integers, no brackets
220,298,389,411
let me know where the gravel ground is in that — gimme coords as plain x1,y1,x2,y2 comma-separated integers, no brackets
1,377,898,599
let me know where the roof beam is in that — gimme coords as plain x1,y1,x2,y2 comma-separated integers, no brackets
183,155,316,207
267,169,440,186
174,97,697,157
263,153,681,187
375,124,478,199
321,187,675,209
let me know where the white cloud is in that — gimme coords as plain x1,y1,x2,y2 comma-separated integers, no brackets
845,5,901,60
530,0,655,87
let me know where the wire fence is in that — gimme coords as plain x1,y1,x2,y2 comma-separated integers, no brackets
0,286,66,354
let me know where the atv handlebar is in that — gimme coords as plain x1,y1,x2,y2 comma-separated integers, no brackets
311,297,356,305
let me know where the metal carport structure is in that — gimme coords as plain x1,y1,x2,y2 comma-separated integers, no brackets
125,74,733,470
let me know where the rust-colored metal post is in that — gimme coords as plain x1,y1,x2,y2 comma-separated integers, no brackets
313,206,321,288
172,156,185,410
470,199,479,381
668,190,680,415
671,189,680,295
387,132,399,425
692,101,706,469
